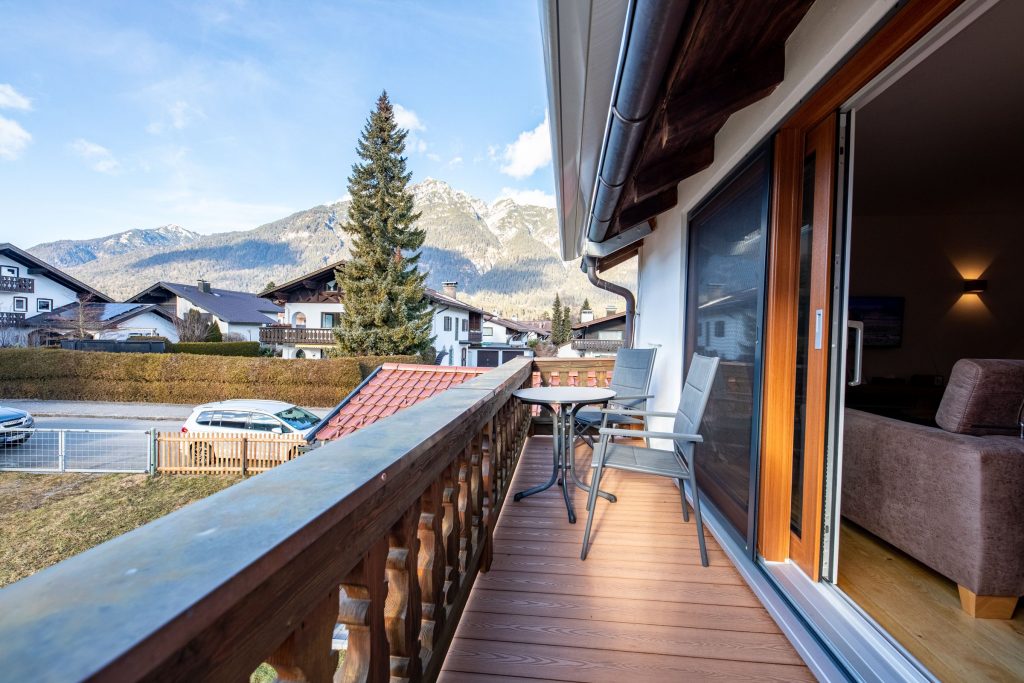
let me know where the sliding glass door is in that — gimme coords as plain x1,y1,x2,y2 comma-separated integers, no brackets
685,147,771,551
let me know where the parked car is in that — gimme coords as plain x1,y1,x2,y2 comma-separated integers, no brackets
0,406,34,446
179,400,320,466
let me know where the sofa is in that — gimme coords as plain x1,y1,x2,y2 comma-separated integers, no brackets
842,359,1024,618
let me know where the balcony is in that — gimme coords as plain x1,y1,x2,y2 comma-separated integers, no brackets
0,357,808,681
0,276,33,293
260,326,335,346
0,311,26,326
570,338,624,354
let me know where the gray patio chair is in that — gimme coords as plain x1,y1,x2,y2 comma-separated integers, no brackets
581,353,720,566
574,347,657,450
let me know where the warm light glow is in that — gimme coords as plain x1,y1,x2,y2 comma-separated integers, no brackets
948,254,993,281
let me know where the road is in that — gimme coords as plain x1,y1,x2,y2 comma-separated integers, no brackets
32,416,183,431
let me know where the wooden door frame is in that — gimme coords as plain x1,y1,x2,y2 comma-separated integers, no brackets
756,0,965,566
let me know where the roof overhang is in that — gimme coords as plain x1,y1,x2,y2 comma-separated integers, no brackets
541,0,814,261
0,243,113,302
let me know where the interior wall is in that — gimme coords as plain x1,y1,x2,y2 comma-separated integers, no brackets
849,213,1024,381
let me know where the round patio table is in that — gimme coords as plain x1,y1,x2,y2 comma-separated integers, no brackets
512,386,617,523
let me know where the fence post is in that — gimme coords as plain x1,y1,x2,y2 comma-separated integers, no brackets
148,429,157,476
241,436,248,476
58,430,66,473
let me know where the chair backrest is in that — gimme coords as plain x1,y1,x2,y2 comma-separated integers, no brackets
673,353,720,459
608,347,657,408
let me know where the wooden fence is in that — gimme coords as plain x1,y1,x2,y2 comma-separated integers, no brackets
156,432,307,474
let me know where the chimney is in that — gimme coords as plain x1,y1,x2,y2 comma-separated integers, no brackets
198,279,211,294
442,281,458,299
605,305,617,317
580,307,594,323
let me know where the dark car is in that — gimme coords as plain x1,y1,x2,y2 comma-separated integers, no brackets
0,406,34,446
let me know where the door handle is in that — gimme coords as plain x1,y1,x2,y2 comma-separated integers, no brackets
814,309,824,350
848,321,864,386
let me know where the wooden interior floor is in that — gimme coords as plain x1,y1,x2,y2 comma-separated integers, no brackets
837,521,1024,682
439,436,813,682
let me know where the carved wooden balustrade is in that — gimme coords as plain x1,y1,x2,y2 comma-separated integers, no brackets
531,356,615,388
0,357,534,682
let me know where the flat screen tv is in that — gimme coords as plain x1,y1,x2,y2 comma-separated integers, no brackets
848,296,904,348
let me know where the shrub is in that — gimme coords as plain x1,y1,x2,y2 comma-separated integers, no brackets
205,321,223,342
0,349,417,407
165,341,261,357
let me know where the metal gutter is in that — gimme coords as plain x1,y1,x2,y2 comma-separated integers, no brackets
582,255,635,347
588,0,689,244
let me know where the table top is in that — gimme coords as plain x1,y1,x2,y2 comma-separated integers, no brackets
513,387,616,406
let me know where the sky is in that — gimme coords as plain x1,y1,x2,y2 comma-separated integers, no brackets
0,0,555,245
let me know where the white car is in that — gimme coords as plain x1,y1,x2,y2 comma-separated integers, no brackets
179,400,321,467
0,406,34,446
181,400,320,437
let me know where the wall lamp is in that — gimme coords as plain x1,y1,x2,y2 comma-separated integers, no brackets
963,279,988,294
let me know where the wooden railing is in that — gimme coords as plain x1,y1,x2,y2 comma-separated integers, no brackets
156,432,307,474
0,311,25,326
0,276,33,293
531,356,615,388
0,356,534,682
571,338,624,354
260,326,336,346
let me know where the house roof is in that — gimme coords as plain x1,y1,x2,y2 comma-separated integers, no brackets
572,311,625,330
1,243,112,302
485,315,548,335
260,260,345,299
128,281,282,324
424,288,490,316
24,302,174,330
518,319,553,333
312,363,489,441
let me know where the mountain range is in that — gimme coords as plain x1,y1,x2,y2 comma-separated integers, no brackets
27,179,635,319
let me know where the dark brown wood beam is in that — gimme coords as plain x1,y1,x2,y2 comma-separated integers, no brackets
666,48,785,143
633,140,715,202
613,187,677,235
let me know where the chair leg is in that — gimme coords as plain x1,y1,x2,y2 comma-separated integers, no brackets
581,442,606,560
688,460,708,567
678,479,689,522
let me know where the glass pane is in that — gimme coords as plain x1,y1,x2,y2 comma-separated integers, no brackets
687,151,770,538
249,413,284,432
791,152,816,536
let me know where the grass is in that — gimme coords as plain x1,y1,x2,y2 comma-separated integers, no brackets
0,471,241,588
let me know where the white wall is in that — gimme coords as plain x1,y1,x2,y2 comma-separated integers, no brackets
634,0,897,433
224,322,263,341
431,308,470,365
96,312,181,342
285,302,343,328
0,255,81,317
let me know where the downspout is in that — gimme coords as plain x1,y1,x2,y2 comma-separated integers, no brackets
583,256,635,348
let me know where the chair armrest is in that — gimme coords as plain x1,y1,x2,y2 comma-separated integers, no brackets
610,394,654,402
598,427,703,441
600,408,675,418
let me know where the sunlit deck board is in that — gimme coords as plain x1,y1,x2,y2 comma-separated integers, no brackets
439,436,813,682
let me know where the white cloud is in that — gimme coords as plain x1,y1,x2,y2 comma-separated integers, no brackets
70,138,121,174
394,103,426,132
415,138,428,154
0,84,32,111
426,152,441,162
147,99,204,134
496,187,555,208
447,156,463,168
499,113,552,179
0,116,32,160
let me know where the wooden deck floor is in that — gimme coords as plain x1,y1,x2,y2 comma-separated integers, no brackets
439,436,814,682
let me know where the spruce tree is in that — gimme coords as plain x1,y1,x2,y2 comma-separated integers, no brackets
205,320,223,342
581,298,591,313
335,91,433,356
562,303,573,342
551,294,564,345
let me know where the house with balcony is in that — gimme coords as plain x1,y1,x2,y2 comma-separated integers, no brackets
0,243,112,346
23,302,179,345
128,280,281,342
3,2,1022,682
563,306,626,357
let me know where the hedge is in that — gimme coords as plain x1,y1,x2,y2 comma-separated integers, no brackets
166,341,261,357
0,349,418,407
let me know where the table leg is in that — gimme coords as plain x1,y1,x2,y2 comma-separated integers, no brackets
559,407,576,524
513,404,560,502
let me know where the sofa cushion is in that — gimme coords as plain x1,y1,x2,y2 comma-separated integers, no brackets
936,359,1024,435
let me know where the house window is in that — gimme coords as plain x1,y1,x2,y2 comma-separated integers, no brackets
714,320,726,338
321,312,337,328
325,280,338,292
292,312,306,327
461,318,468,332
36,298,53,312
13,297,27,312
1,266,18,277
444,316,452,332
483,326,493,337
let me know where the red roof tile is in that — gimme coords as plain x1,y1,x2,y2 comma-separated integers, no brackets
314,363,489,441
